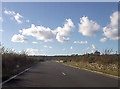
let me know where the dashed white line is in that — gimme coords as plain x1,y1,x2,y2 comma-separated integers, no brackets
62,72,66,75
61,63,119,79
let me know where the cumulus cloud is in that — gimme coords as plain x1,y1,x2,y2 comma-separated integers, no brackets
26,48,39,55
56,33,69,43
78,16,100,36
103,11,120,40
55,19,74,36
74,41,88,44
32,41,38,44
55,19,74,42
19,24,55,42
12,19,74,43
4,10,23,24
100,38,107,42
11,34,27,43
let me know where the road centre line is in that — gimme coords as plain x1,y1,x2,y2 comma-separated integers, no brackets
62,72,66,75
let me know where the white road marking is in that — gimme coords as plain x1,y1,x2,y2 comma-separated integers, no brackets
61,63,119,79
0,67,32,86
62,72,66,75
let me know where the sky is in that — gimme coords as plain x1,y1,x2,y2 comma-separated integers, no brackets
1,2,119,56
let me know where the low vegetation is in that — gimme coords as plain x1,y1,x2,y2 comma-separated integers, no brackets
53,50,120,77
1,45,120,81
1,47,43,81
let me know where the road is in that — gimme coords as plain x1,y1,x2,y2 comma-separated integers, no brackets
2,61,118,87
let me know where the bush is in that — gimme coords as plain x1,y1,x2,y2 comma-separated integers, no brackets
2,52,39,81
88,56,95,63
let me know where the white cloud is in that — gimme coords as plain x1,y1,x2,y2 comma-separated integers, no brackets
4,10,23,24
55,19,74,36
70,46,73,50
4,10,15,15
32,41,38,44
44,45,52,49
11,34,27,43
103,11,120,40
56,33,69,43
110,11,118,28
14,13,23,24
103,27,119,40
100,38,107,42
0,29,3,32
44,45,48,48
26,19,30,23
91,44,96,53
92,44,96,49
78,16,100,36
49,46,52,49
11,48,17,53
74,41,88,44
55,19,74,42
19,24,55,42
12,19,74,43
26,48,39,55
18,51,22,54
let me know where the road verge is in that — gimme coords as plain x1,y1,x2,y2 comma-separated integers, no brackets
56,61,119,79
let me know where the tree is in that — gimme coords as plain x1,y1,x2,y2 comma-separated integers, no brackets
103,49,113,55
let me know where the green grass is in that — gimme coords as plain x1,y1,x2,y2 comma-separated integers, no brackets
63,62,119,77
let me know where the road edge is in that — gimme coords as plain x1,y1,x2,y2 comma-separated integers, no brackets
0,66,32,86
56,62,119,79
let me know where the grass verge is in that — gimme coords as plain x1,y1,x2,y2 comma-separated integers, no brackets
62,62,119,77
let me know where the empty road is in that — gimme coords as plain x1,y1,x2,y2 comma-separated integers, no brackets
3,61,118,87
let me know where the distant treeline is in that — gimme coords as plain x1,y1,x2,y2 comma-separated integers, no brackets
53,54,119,65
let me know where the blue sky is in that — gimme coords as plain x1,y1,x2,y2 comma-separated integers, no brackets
1,2,119,55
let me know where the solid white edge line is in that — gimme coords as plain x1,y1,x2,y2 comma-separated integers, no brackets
56,62,119,79
0,66,32,86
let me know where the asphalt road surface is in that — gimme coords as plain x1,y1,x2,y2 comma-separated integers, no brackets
3,61,118,87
